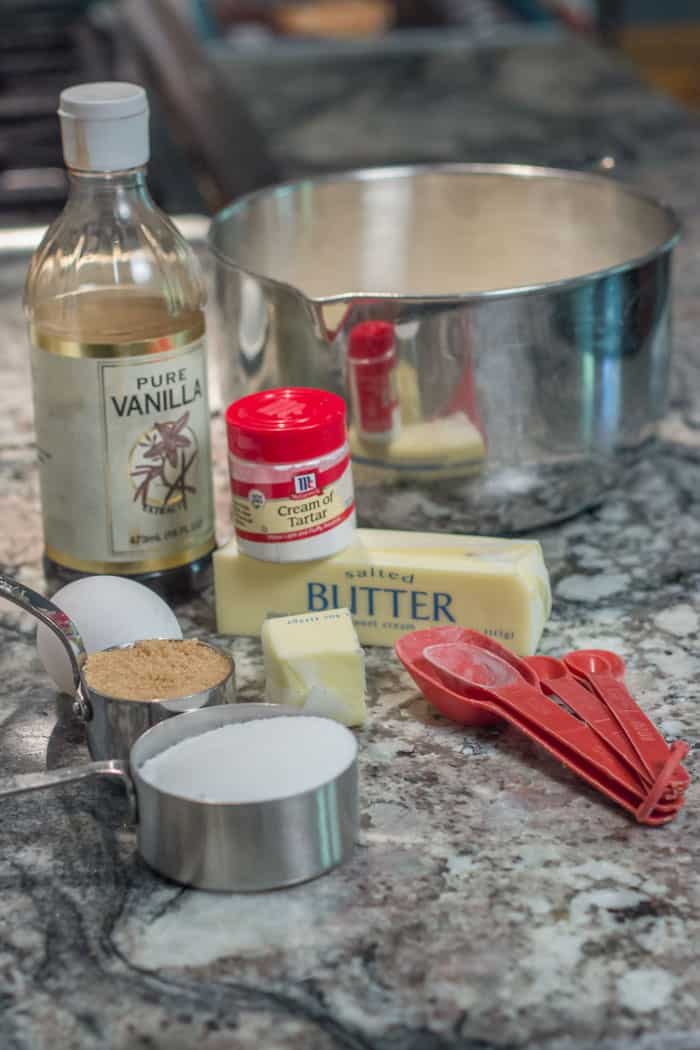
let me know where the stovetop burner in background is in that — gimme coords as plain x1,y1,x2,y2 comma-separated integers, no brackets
0,2,113,226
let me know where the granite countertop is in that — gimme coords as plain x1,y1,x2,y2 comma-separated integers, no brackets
1,32,699,1050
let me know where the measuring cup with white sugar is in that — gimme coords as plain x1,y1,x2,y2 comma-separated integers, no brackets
0,575,235,760
0,704,359,891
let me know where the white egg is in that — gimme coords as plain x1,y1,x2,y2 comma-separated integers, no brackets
37,576,182,694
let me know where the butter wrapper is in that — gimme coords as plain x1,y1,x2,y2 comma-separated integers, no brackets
214,528,551,654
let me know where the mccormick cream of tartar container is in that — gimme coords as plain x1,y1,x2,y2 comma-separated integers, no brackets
225,387,356,563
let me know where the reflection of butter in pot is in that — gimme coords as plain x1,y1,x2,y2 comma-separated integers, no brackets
395,359,423,424
349,411,485,482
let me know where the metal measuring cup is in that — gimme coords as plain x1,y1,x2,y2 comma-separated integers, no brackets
0,703,359,891
0,575,235,760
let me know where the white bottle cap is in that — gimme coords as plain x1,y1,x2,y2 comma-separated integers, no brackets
58,82,150,172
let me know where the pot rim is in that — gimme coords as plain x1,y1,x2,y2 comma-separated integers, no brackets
208,162,681,304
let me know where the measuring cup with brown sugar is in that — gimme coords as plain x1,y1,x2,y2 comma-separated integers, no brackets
0,575,235,760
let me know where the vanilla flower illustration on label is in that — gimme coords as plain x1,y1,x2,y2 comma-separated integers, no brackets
130,412,199,511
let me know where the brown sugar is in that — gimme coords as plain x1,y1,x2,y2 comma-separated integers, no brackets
84,639,231,701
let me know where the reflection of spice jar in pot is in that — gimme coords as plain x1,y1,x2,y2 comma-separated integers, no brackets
347,321,400,444
226,387,356,563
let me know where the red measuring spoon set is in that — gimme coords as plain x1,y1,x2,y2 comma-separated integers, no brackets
395,627,689,825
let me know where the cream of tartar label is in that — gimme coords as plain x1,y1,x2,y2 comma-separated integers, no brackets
30,332,215,573
232,459,355,545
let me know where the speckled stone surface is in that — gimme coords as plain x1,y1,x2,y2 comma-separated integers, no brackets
1,32,699,1050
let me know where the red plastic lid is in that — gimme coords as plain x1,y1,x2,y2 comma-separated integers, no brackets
226,387,348,464
348,321,395,360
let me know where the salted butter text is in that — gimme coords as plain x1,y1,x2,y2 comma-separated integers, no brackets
307,581,455,622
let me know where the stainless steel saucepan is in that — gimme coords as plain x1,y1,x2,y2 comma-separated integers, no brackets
210,164,680,532
0,703,358,891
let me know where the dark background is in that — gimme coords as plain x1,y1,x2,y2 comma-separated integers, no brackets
1,0,698,226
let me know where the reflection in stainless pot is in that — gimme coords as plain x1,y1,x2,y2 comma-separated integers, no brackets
210,164,680,533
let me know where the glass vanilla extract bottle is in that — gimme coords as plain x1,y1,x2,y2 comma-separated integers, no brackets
24,83,215,596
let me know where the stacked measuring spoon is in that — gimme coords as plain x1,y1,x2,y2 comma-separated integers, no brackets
395,627,690,825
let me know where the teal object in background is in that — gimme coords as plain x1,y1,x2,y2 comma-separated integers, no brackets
190,0,219,39
490,1,697,24
625,0,698,20
501,0,556,21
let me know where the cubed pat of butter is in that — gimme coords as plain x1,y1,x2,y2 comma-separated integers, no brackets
262,608,367,727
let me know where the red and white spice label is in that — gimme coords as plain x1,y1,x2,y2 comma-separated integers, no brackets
231,456,355,545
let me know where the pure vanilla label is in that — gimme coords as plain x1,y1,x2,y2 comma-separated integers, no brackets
31,333,215,571
231,458,355,545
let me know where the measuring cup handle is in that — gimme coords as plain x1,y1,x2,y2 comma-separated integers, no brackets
0,574,87,692
0,760,136,821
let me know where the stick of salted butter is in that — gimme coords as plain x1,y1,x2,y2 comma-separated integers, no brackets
214,529,551,654
262,608,367,727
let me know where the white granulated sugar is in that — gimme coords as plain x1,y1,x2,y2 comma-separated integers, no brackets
138,716,357,803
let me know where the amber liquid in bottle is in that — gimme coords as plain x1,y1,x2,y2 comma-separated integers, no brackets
25,164,216,599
